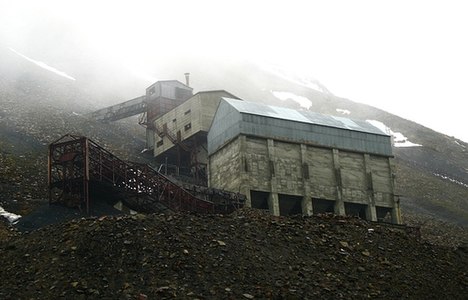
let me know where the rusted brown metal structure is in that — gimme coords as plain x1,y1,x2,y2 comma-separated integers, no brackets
48,134,244,214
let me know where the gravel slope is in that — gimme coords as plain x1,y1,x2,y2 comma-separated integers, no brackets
0,209,466,299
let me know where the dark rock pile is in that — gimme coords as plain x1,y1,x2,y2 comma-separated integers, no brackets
0,209,466,299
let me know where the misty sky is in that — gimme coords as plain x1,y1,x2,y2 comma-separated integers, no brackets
1,0,467,142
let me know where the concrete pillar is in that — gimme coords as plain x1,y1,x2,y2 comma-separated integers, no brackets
332,149,345,216
241,185,251,207
366,202,378,222
300,144,313,216
364,154,377,221
237,136,252,207
266,139,279,216
302,196,313,216
388,157,402,224
269,192,280,216
334,188,345,215
392,196,402,224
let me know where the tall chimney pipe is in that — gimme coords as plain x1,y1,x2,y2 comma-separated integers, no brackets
184,73,190,87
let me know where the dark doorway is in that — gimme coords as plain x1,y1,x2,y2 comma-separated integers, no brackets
312,198,335,214
250,190,269,210
279,194,303,216
344,202,368,220
376,206,393,223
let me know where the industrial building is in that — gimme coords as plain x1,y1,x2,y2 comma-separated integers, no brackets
90,79,401,223
152,90,240,183
207,98,400,224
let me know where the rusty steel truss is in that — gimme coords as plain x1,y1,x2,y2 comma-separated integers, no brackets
48,134,244,214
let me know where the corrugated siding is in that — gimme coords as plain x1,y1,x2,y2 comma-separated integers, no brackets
207,100,242,154
224,97,388,135
208,99,393,156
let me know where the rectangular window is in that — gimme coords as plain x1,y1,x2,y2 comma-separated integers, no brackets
184,123,192,131
184,109,191,115
156,140,164,147
172,118,177,122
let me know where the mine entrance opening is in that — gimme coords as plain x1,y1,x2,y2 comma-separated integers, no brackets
279,194,302,216
312,198,335,214
376,206,393,223
344,202,367,219
250,190,269,210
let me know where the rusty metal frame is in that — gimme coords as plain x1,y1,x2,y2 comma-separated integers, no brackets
48,134,244,214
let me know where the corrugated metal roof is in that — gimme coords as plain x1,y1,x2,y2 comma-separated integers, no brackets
222,97,388,136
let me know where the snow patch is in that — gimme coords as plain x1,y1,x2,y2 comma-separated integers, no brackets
433,173,468,188
366,120,422,147
454,140,466,148
260,63,330,94
336,108,351,115
271,91,312,109
9,48,76,81
0,206,21,224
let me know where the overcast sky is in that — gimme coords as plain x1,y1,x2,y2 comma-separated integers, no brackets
1,0,467,142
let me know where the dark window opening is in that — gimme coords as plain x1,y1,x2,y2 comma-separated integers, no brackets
172,118,177,122
184,123,191,131
344,202,367,220
376,206,393,223
184,109,191,115
156,140,164,147
279,194,302,216
312,198,335,214
250,190,269,210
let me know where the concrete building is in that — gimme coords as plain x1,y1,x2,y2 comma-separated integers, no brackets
152,90,239,182
92,78,400,223
207,98,401,223
144,80,194,151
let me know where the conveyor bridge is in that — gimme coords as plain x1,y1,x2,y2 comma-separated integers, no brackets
48,134,245,214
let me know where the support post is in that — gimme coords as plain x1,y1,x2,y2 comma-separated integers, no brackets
268,192,280,216
332,149,345,215
300,144,313,216
364,154,377,221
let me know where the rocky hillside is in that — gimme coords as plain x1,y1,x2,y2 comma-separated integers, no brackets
0,209,467,299
0,47,150,215
0,47,466,228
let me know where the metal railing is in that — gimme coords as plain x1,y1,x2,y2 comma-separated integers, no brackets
48,134,244,214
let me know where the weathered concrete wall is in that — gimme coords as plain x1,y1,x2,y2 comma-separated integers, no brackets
209,134,401,223
274,141,303,195
153,91,233,159
305,146,336,200
208,137,241,192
